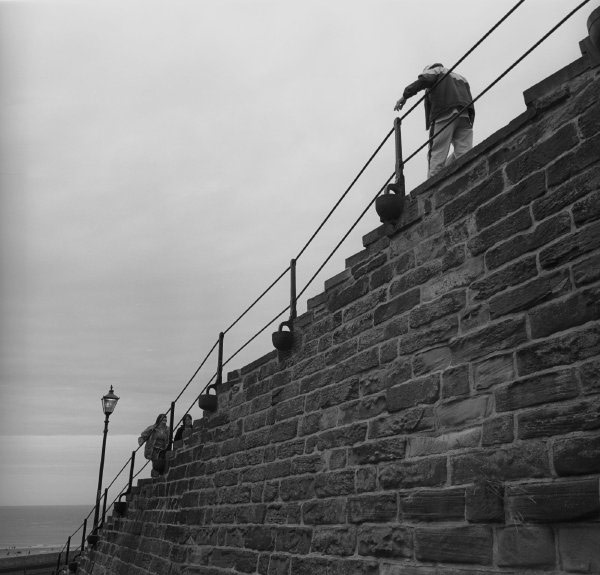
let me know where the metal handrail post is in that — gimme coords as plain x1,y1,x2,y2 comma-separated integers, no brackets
216,332,224,386
101,488,108,527
80,518,87,553
127,451,136,494
393,117,406,195
169,402,175,449
290,259,297,322
65,536,71,565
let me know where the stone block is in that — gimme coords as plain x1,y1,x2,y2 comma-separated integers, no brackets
302,498,346,525
517,324,600,376
373,288,420,325
390,262,442,298
290,454,324,476
350,438,406,465
482,414,514,446
573,188,600,227
450,317,527,363
471,256,538,301
348,493,397,523
485,211,571,270
332,314,373,346
269,419,299,444
356,467,377,493
274,527,312,554
443,171,504,226
467,206,532,257
530,286,600,339
495,368,578,412
473,353,514,390
267,555,290,575
422,257,484,301
413,347,452,376
339,395,387,425
489,269,571,319
436,396,490,430
410,291,466,329
406,428,480,457
553,434,600,476
244,526,275,551
441,364,470,399
314,470,355,498
379,457,447,489
327,276,370,313
387,374,440,411
369,406,435,439
506,478,600,523
497,526,555,568
279,476,314,501
581,358,600,395
401,488,465,521
399,316,459,355
415,526,492,565
289,557,329,575
306,379,359,412
328,558,379,575
311,526,356,556
466,481,504,523
475,171,546,230
539,220,600,270
573,253,600,287
312,423,368,451
435,158,489,208
357,525,413,558
328,348,380,382
517,400,600,439
558,525,600,573
451,442,550,484
546,132,600,189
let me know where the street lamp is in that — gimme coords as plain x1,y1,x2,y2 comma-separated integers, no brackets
92,385,119,534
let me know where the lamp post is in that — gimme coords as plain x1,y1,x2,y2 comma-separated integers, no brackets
92,385,119,533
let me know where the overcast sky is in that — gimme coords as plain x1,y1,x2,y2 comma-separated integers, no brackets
0,0,593,508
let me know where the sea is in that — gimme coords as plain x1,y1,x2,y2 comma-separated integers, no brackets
0,505,92,549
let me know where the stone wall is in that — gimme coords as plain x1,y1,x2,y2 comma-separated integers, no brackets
78,35,600,575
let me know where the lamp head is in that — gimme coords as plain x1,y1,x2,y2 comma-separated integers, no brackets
101,385,120,416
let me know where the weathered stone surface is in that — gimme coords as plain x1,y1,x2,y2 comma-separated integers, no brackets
379,457,447,489
328,277,370,312
539,219,600,270
373,289,420,325
306,379,358,412
390,262,441,298
357,525,412,558
406,428,480,457
415,526,493,565
529,286,600,339
475,171,546,230
573,252,600,287
441,364,470,399
399,316,459,355
467,206,532,256
314,470,354,498
554,434,600,476
409,291,466,329
516,324,600,376
485,211,571,270
518,400,600,439
356,467,377,493
436,396,490,430
450,318,527,363
443,171,504,226
369,406,435,439
413,347,452,376
350,438,406,465
279,476,314,501
558,525,600,573
546,133,600,190
482,415,514,446
573,188,600,227
401,488,465,521
488,269,571,319
451,442,550,484
338,395,387,425
471,256,538,300
302,499,346,525
422,257,484,301
311,526,356,556
473,353,514,390
348,494,397,523
497,526,555,567
506,478,600,523
274,527,312,554
387,374,440,411
581,358,600,395
495,369,579,412
465,481,504,523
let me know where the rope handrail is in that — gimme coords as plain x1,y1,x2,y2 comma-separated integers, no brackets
61,0,592,559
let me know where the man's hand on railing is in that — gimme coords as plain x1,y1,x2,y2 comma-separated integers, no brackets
394,97,407,111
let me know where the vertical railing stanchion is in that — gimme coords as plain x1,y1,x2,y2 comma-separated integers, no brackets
81,518,87,553
169,402,175,449
290,258,297,322
65,536,71,566
216,332,224,386
128,451,136,494
101,488,108,527
393,116,406,196
55,551,62,574
375,117,406,223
